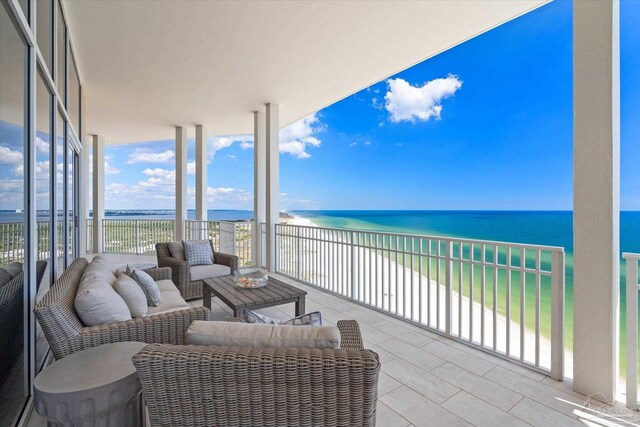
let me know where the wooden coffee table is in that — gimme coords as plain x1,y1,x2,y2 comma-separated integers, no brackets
202,275,307,318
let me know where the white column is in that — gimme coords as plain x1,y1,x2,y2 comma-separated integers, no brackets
265,103,279,271
195,125,208,222
92,135,105,253
253,110,266,267
175,126,188,241
573,0,620,400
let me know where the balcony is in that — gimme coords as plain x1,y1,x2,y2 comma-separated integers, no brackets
21,247,629,426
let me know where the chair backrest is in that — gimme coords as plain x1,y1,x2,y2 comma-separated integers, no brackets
133,343,380,427
156,242,172,258
34,258,88,359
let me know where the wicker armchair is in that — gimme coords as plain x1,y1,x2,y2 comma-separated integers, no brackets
132,320,380,427
156,240,239,300
34,258,213,360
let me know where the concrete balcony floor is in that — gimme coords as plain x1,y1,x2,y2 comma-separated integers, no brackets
26,253,637,427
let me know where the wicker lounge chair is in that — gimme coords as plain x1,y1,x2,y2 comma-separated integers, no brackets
132,320,380,427
34,258,212,359
156,240,238,300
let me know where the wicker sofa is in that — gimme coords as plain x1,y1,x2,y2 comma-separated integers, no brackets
34,257,212,360
156,240,238,300
132,320,380,427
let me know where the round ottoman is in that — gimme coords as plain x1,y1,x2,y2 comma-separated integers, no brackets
34,341,147,427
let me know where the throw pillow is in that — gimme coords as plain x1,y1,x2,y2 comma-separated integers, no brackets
127,268,162,307
242,309,323,326
113,273,148,317
186,321,341,349
183,240,213,266
75,278,132,326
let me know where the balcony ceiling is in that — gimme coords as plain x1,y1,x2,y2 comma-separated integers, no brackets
63,0,548,144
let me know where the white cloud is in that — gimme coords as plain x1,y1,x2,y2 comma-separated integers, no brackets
384,75,462,123
208,135,253,159
35,136,49,153
0,145,23,165
187,161,196,175
206,113,324,159
125,149,175,164
279,113,324,159
89,155,121,175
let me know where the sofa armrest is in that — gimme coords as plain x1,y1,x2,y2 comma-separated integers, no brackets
157,256,189,289
213,252,238,272
337,320,364,350
77,306,212,350
143,267,172,281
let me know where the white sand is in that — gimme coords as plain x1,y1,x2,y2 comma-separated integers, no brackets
281,214,573,376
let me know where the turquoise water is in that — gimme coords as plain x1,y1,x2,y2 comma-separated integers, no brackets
292,210,640,363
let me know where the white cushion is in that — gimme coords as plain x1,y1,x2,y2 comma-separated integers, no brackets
146,289,190,316
84,260,116,285
155,278,179,292
190,264,231,281
113,274,148,318
75,278,132,326
186,321,341,349
92,255,116,271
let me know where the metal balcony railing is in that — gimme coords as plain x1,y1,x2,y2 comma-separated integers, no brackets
273,222,566,379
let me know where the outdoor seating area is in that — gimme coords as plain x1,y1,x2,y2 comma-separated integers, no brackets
22,253,631,426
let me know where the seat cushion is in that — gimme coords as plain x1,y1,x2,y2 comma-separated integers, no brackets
113,274,148,318
155,278,179,292
146,289,190,316
190,264,231,281
186,321,341,349
167,241,185,261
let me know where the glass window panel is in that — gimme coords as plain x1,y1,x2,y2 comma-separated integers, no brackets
69,50,80,133
37,0,53,74
56,113,65,275
56,3,65,104
18,0,28,23
0,6,27,424
67,147,76,264
36,73,51,373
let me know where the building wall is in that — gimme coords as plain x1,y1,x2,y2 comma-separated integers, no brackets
0,0,82,424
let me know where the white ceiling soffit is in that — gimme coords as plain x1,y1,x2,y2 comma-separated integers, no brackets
63,0,549,144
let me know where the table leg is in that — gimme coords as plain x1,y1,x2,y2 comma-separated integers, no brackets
203,284,212,310
295,295,306,316
234,307,244,318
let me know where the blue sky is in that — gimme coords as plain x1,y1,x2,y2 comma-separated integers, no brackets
1,0,638,212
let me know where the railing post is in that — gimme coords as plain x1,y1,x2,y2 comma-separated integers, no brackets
351,231,357,300
550,250,565,380
135,220,140,255
625,254,638,410
296,227,303,280
101,219,106,253
445,241,453,337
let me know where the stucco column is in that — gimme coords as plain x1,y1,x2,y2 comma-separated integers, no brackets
175,126,187,241
195,125,207,222
92,135,105,253
253,110,266,267
265,103,279,271
573,0,620,400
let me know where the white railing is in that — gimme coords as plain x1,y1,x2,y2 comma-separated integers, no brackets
101,219,175,254
185,220,253,267
274,223,565,379
624,252,640,409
